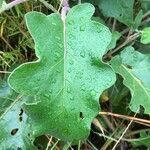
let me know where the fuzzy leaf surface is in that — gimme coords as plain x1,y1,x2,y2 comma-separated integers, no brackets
0,80,35,149
8,3,116,141
98,0,134,26
110,46,150,114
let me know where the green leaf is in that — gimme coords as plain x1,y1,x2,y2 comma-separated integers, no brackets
8,3,116,142
98,0,134,26
140,0,150,13
0,79,17,115
140,27,150,44
107,31,121,50
110,46,150,114
0,80,35,149
132,10,143,30
108,76,129,114
0,0,4,8
131,131,150,147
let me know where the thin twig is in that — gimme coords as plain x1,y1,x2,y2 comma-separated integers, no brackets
93,118,106,136
142,10,150,19
111,112,137,150
0,0,28,13
121,11,150,35
104,33,140,59
0,71,11,74
39,0,57,13
57,0,64,12
112,19,116,31
99,112,150,125
46,136,53,150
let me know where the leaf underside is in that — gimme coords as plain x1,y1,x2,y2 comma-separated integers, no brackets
8,3,116,142
111,46,150,114
0,80,35,149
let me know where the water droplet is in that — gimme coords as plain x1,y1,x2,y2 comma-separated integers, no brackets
55,52,61,61
37,78,40,81
80,17,84,22
97,27,102,33
56,36,60,40
80,50,86,58
90,90,96,96
56,69,61,73
49,89,52,93
55,52,61,58
70,96,74,101
44,93,49,98
73,25,77,30
80,25,85,31
68,20,74,25
67,86,71,93
58,43,63,48
69,34,75,40
69,60,74,65
68,68,71,73
81,84,86,91
52,22,56,26
52,78,56,84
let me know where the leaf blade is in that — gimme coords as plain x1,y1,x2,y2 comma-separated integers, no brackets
8,3,116,141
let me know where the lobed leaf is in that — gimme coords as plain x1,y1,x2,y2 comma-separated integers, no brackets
0,80,35,149
8,3,116,141
110,46,150,114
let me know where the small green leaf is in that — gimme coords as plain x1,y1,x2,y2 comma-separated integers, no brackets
140,27,150,44
0,79,17,115
8,3,116,141
110,46,150,114
131,131,150,147
0,101,35,149
132,10,143,30
98,0,134,26
107,31,121,50
0,80,35,149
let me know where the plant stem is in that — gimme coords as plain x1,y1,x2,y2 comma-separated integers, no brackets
111,112,137,150
99,111,150,125
0,0,28,13
61,0,70,21
39,0,57,12
104,33,140,59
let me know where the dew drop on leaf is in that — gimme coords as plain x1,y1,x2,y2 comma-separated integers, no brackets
55,52,61,58
56,36,60,40
58,43,63,48
70,96,74,101
52,22,56,26
67,86,71,93
80,25,85,31
81,84,86,91
80,50,86,58
56,69,61,73
90,90,96,96
68,20,74,25
49,89,52,93
68,68,71,73
52,78,56,84
69,60,74,65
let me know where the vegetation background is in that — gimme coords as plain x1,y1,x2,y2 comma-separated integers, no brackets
0,0,150,149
